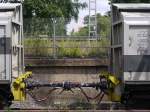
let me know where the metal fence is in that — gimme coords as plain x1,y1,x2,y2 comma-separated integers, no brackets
24,18,67,38
23,18,101,39
23,18,110,59
24,38,110,59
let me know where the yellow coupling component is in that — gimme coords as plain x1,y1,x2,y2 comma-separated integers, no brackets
12,71,32,101
100,71,120,102
100,71,120,85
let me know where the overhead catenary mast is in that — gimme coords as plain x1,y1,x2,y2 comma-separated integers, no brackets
89,0,97,39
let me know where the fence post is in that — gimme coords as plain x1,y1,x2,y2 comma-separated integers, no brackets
53,19,56,59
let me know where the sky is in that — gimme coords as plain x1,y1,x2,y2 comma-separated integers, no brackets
67,0,110,34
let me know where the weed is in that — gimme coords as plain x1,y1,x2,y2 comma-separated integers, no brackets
24,38,110,58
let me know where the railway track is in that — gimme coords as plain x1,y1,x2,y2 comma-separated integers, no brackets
10,101,150,112
6,109,150,112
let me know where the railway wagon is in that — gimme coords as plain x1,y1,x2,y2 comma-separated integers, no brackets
111,3,150,104
0,3,23,106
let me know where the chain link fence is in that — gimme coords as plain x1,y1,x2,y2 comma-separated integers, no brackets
24,18,110,59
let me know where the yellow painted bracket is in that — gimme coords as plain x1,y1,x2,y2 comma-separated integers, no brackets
12,71,32,101
100,71,120,85
100,71,121,102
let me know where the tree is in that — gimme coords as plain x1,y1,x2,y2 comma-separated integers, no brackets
72,13,111,38
97,14,111,38
72,26,88,36
23,0,87,37
23,0,87,20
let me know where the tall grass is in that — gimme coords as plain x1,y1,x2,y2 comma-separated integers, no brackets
24,38,110,58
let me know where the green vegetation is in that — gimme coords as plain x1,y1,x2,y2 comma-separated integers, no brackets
22,0,111,58
97,14,111,38
72,14,111,38
24,18,67,37
23,0,87,19
24,38,110,58
23,0,87,37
